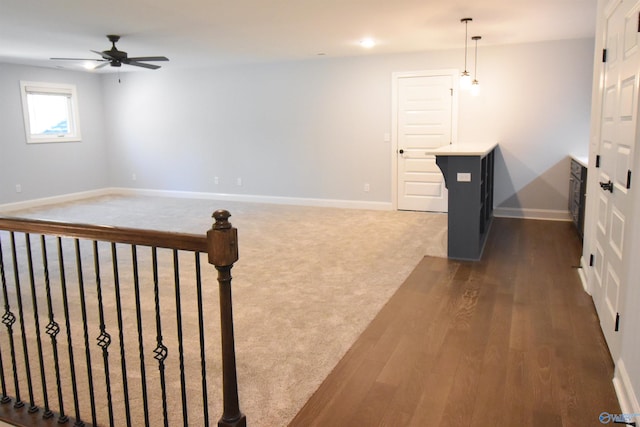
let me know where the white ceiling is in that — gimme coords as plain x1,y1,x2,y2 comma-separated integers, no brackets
0,0,597,72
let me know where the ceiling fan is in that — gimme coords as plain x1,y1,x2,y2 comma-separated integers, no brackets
51,35,169,70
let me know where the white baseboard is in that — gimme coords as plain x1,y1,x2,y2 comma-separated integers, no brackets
493,207,571,221
116,187,394,210
1,187,394,212
2,189,579,216
0,188,113,214
613,359,640,425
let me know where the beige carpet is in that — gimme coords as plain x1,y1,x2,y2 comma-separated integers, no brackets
2,194,447,426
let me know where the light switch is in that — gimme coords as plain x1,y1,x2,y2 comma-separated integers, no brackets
457,172,472,182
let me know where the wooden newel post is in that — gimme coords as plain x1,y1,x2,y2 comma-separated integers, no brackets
207,210,246,427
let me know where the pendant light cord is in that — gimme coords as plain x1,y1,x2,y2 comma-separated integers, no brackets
472,36,481,81
461,18,472,73
464,22,468,71
473,37,477,78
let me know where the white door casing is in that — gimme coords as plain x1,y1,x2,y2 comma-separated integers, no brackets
592,0,640,360
392,70,458,212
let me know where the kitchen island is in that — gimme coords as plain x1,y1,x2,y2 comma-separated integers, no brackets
429,142,498,261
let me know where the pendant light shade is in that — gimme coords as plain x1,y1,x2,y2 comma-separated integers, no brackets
471,36,481,96
460,71,472,90
470,81,480,96
460,18,473,90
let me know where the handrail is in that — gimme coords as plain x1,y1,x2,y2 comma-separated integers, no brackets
0,216,207,252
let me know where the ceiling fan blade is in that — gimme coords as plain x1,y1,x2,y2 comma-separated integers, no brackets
91,50,115,61
128,56,169,62
94,61,110,69
126,60,161,70
50,57,105,61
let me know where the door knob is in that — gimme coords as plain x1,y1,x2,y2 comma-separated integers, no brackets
599,180,613,193
399,149,404,154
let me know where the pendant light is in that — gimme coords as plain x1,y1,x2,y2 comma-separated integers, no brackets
471,36,481,96
460,18,473,90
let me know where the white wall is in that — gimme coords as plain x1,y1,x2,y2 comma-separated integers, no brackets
0,63,109,204
103,59,395,202
103,38,594,214
461,40,593,214
0,39,593,214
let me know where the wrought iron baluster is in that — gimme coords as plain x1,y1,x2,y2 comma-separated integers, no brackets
172,249,189,426
9,232,36,412
151,247,169,427
195,253,209,426
131,245,150,427
56,237,83,426
111,242,131,427
75,239,97,427
0,342,9,405
93,241,114,427
40,235,68,424
25,234,53,419
0,236,19,407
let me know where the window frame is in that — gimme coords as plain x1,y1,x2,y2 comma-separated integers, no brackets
20,81,82,144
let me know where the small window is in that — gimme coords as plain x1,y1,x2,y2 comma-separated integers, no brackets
20,81,82,143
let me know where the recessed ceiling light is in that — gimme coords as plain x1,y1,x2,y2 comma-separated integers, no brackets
360,38,376,49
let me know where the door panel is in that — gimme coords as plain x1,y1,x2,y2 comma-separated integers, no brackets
395,72,454,212
619,77,634,117
404,181,444,198
597,193,608,234
615,145,632,187
595,243,605,287
609,206,625,259
624,11,639,54
605,266,620,317
604,86,616,119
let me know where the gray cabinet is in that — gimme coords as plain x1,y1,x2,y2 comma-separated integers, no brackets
569,158,587,240
435,147,495,261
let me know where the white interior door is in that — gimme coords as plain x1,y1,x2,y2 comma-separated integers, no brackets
592,0,640,360
394,71,456,212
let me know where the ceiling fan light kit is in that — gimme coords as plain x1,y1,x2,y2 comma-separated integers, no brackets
50,35,169,70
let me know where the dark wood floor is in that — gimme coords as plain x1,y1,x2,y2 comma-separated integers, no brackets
289,218,620,427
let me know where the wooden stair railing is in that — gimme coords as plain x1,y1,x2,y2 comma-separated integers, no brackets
0,210,246,427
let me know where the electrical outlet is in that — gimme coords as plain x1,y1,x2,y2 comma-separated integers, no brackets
132,173,137,181
364,183,370,192
236,177,242,186
457,172,472,182
15,184,22,193
214,176,219,185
